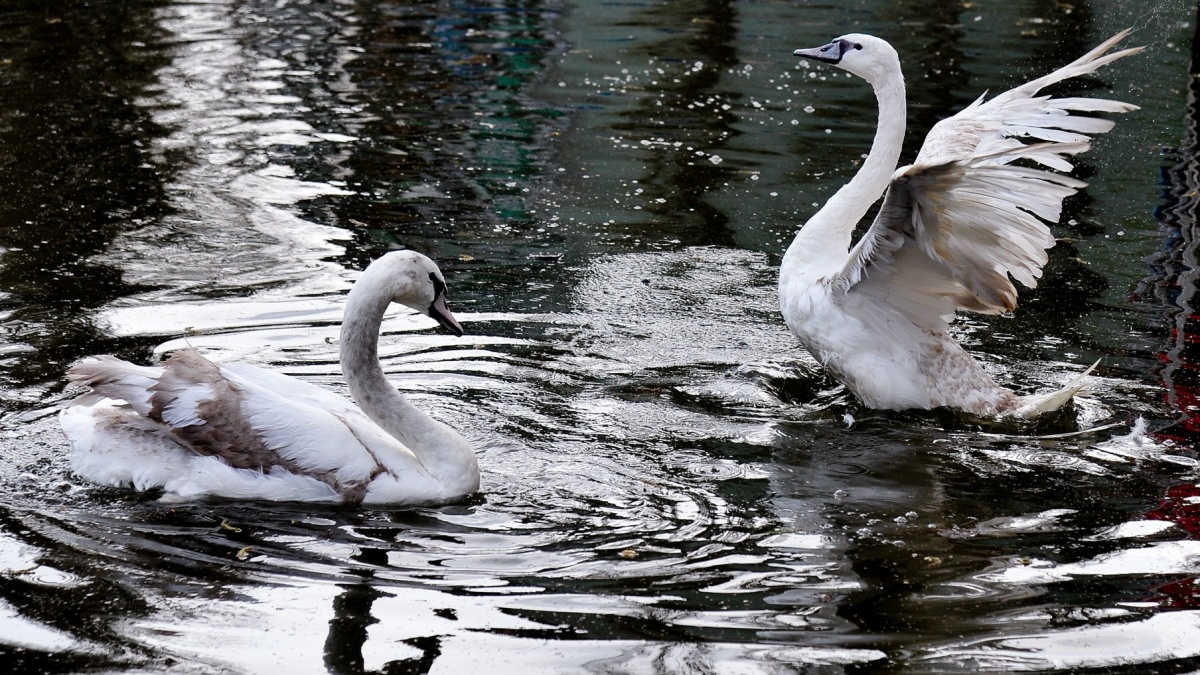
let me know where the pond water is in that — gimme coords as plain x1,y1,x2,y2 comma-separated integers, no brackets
1,0,1199,672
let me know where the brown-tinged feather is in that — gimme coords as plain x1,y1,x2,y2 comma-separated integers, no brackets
142,350,381,502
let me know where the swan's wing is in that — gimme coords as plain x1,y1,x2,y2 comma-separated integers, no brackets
219,361,362,416
69,350,392,497
66,355,163,412
913,30,1141,169
831,30,1140,330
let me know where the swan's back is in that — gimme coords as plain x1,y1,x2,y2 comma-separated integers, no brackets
63,353,393,499
62,350,454,504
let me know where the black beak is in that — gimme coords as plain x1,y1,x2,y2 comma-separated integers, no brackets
794,39,852,64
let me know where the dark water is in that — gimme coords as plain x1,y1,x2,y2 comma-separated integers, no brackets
0,0,1198,672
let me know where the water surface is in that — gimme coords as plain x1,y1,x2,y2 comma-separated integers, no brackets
1,0,1199,672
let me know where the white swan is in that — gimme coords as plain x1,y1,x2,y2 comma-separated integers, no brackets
780,31,1141,417
59,251,480,505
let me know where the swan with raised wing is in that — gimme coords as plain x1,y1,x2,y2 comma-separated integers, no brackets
780,31,1140,417
59,250,480,505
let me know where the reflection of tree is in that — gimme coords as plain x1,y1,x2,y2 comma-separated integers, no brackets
324,547,444,675
323,582,445,674
883,0,973,151
275,0,573,312
614,0,741,247
325,0,566,267
384,636,443,675
325,580,384,674
1136,2,1200,439
0,1,170,399
1135,1,1200,612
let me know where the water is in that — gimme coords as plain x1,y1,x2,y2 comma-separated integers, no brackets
0,0,1197,672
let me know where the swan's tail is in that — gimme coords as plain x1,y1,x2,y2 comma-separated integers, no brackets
1009,359,1100,418
66,355,164,416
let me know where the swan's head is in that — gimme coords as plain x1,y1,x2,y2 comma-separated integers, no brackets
793,33,900,85
361,251,464,337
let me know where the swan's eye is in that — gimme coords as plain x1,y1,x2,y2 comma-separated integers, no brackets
428,272,447,298
853,43,862,50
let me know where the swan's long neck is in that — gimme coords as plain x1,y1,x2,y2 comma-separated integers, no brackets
339,280,472,481
782,71,906,277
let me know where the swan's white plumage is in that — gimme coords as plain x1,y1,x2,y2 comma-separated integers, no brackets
60,251,480,505
781,31,1140,417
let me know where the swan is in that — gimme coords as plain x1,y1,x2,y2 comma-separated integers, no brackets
780,31,1141,417
59,250,480,505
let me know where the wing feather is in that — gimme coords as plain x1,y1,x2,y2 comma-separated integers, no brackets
830,30,1139,329
70,349,387,495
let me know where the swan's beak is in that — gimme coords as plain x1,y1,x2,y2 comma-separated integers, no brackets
794,40,847,64
429,294,464,337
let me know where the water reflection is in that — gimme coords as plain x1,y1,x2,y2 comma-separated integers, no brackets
0,0,1197,672
329,0,568,269
0,0,170,402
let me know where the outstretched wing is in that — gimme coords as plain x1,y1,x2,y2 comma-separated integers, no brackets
831,30,1141,332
